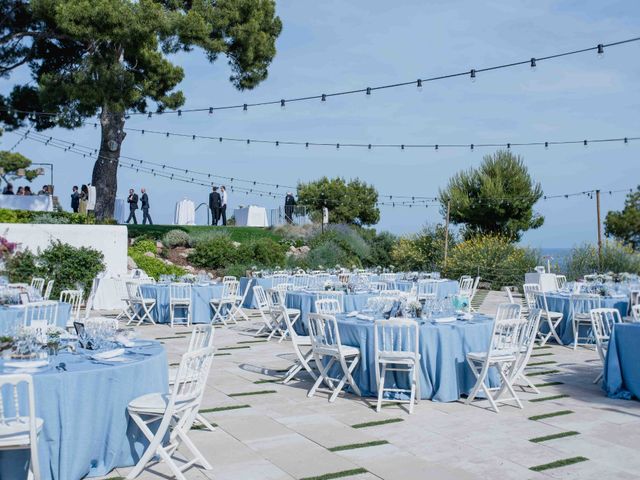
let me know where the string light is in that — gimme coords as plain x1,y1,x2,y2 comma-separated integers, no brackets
597,43,605,57
530,58,537,70
470,69,476,82
416,79,423,91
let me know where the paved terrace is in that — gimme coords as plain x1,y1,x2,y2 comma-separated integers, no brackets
97,291,640,480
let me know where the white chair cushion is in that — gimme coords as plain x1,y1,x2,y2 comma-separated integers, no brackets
0,417,43,448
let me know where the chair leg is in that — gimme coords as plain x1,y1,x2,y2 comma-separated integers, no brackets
376,363,386,412
594,372,603,384
195,413,216,432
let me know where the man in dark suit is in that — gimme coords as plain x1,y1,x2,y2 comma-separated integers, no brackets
284,192,296,224
126,188,139,224
70,186,80,213
140,187,152,225
209,186,222,225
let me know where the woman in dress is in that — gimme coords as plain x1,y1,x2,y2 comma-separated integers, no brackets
79,184,89,215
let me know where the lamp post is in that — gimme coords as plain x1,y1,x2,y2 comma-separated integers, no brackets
31,163,54,191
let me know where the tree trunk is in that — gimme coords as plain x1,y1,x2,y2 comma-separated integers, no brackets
91,106,126,220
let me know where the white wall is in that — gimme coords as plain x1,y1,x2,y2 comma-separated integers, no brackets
0,224,128,275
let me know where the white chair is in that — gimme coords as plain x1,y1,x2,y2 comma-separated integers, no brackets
591,308,622,384
30,277,45,296
534,292,563,346
270,273,289,287
253,286,277,337
114,277,135,322
555,275,567,291
266,288,301,342
495,303,522,322
168,325,216,432
307,313,361,403
570,294,602,350
210,280,239,325
169,283,192,328
416,280,438,303
459,277,474,297
0,374,43,480
222,275,237,283
42,280,54,301
126,346,215,480
465,310,527,413
315,298,342,315
228,280,250,323
510,308,543,393
59,289,83,326
82,277,99,320
468,276,481,311
522,283,540,311
23,301,59,330
126,282,156,326
631,304,640,322
374,318,421,413
370,281,388,292
292,273,309,291
275,305,318,384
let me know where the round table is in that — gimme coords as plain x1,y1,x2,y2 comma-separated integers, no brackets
394,280,459,298
0,341,168,480
140,283,224,324
334,313,497,402
0,302,72,336
543,292,629,345
285,291,377,335
604,323,640,400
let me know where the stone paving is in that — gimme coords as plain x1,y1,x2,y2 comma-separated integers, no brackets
97,291,640,480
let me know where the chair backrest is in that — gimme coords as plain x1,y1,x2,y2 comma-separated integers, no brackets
523,283,541,309
308,313,346,354
370,281,388,292
221,280,240,300
338,273,351,285
590,308,622,361
417,280,438,299
24,300,59,329
315,291,344,303
60,289,83,321
30,277,45,295
253,285,269,310
171,346,216,408
83,277,98,319
632,304,640,322
43,280,54,300
503,286,515,304
222,275,237,283
570,294,602,318
519,308,542,352
489,317,527,354
374,318,419,358
266,288,285,308
187,324,214,351
315,298,342,315
170,282,192,302
495,303,522,322
271,274,289,286
273,304,301,342
459,277,474,295
126,281,142,301
0,374,40,479
292,274,309,290
555,275,567,290
572,282,583,294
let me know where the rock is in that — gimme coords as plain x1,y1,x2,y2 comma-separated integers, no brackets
299,245,310,254
156,241,163,249
178,252,189,258
289,245,297,252
143,251,155,258
232,241,241,248
127,256,137,269
185,265,196,273
163,259,174,265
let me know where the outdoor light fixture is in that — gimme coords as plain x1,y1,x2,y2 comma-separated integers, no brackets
597,44,604,57
417,79,423,90
366,87,371,96
321,94,326,102
470,69,476,81
280,99,285,108
530,58,537,70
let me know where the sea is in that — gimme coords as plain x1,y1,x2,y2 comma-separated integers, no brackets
538,247,572,272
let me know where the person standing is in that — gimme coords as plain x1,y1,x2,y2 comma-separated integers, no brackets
70,186,80,213
2,183,14,195
284,192,296,224
126,188,139,224
209,186,222,225
220,185,228,226
79,184,89,214
140,187,152,225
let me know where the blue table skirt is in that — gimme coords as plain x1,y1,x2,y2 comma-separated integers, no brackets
286,292,376,335
543,293,629,345
334,314,497,402
0,343,168,480
0,303,72,335
140,284,224,324
604,323,640,400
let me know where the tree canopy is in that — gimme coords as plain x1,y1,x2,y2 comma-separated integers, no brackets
439,150,544,241
605,186,640,250
0,150,39,183
297,177,380,226
0,0,282,218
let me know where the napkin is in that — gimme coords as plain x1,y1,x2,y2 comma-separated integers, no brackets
433,316,457,323
116,335,135,347
356,314,375,321
458,313,474,321
4,360,48,369
346,311,359,317
92,348,125,360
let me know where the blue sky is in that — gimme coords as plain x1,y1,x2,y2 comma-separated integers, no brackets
1,0,639,247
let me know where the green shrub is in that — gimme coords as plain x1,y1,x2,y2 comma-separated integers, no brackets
444,234,539,289
187,229,230,247
306,240,361,269
130,252,185,280
31,213,71,224
362,230,396,268
563,241,640,280
391,225,453,272
129,239,157,255
0,209,19,223
36,241,105,297
0,208,113,225
187,236,239,269
237,238,286,267
163,229,191,248
4,250,38,284
224,263,253,278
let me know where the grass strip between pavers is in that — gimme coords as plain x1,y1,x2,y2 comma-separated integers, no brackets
533,346,552,350
192,423,218,430
529,431,580,443
531,352,554,357
237,340,268,344
530,456,588,472
300,468,369,480
529,410,574,421
534,381,564,387
214,352,231,356
526,369,560,377
199,404,250,414
328,440,389,452
155,336,186,340
254,378,282,384
218,345,251,350
528,360,557,367
529,394,570,403
351,418,404,429
228,390,277,397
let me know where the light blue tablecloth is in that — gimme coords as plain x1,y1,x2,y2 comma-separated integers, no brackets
604,323,640,400
140,283,224,324
543,293,629,345
285,291,376,335
394,280,459,297
333,314,497,402
0,342,168,480
0,303,72,335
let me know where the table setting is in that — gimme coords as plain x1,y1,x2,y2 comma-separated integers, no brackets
0,321,168,480
140,281,224,324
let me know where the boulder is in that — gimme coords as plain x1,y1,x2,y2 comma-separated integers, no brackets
185,265,196,273
127,256,137,270
143,251,155,258
299,245,311,254
232,241,241,248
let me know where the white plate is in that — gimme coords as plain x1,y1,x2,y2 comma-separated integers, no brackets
4,360,49,369
92,348,125,360
433,316,457,323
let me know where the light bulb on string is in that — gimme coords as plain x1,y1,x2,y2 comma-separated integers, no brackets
208,107,213,115
544,141,549,150
470,69,476,82
597,44,604,58
530,58,537,71
584,140,588,147
366,87,371,97
280,99,285,109
624,137,629,145
321,94,326,102
243,104,248,113
416,79,423,91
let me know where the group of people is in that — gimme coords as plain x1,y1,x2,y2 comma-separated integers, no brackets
2,183,51,196
208,185,228,225
125,188,152,224
70,185,96,215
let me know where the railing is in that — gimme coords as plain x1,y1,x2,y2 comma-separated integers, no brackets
269,206,310,227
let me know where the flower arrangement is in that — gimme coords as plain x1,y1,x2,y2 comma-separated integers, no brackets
0,235,17,259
